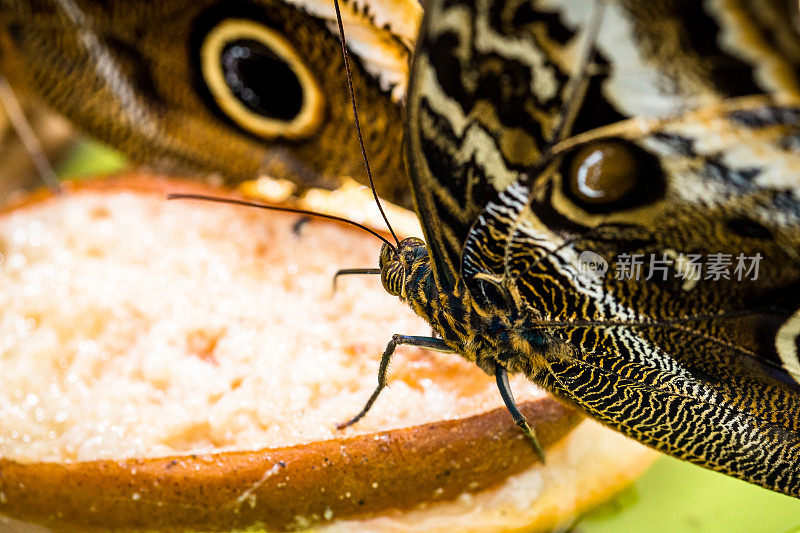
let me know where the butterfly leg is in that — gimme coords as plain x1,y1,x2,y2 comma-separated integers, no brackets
496,366,546,463
0,75,62,194
337,334,453,429
291,215,312,236
331,268,381,293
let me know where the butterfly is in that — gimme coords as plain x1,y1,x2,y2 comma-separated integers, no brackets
339,0,800,497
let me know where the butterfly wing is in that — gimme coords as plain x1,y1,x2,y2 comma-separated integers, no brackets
463,99,800,494
540,317,800,494
405,0,800,288
0,0,418,206
406,0,800,495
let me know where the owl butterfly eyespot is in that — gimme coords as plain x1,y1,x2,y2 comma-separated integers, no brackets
198,18,324,139
0,0,417,206
559,139,665,213
566,141,637,205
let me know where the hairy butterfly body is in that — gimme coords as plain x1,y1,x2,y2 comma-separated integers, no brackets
352,0,800,497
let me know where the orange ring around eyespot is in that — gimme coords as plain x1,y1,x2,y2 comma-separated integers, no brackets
200,19,324,140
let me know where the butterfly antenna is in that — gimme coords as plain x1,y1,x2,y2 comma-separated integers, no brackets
167,193,398,250
332,0,400,250
0,75,63,194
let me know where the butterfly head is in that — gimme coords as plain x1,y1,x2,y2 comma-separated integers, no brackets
379,237,427,297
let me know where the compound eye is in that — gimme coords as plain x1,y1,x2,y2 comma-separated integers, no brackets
567,140,638,205
381,261,404,297
379,242,394,269
200,19,323,139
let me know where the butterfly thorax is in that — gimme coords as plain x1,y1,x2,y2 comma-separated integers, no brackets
380,238,550,377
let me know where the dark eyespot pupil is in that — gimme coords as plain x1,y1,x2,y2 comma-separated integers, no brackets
568,141,638,205
220,39,302,121
726,217,773,240
559,138,665,214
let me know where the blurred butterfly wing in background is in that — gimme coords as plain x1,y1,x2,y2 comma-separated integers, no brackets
406,0,800,495
0,0,419,206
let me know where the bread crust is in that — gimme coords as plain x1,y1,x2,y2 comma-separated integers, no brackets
0,400,579,530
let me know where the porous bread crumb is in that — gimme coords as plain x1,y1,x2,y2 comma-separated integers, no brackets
0,190,542,463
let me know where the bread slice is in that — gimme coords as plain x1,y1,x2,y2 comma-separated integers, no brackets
0,175,656,531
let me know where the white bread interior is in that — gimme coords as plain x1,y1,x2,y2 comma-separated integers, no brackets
0,186,550,463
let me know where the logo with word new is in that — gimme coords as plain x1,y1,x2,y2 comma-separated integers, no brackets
578,251,609,280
